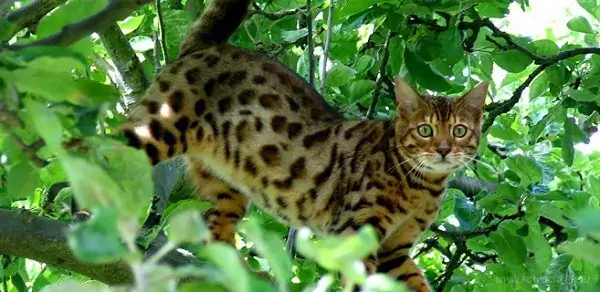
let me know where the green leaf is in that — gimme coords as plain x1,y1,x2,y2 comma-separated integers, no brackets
40,280,106,292
387,38,404,75
355,55,373,74
161,199,212,225
7,162,40,200
36,0,107,54
504,155,543,187
568,88,598,102
567,16,595,33
336,0,381,18
326,64,357,87
199,243,252,292
585,175,600,200
296,226,378,283
363,274,409,292
26,56,86,73
68,207,127,264
282,28,308,42
492,50,533,73
240,215,293,286
60,141,152,224
490,122,521,142
477,53,494,80
404,48,451,92
0,18,15,41
165,209,210,244
25,99,64,153
540,254,575,291
531,106,566,142
562,117,578,167
117,15,145,34
578,0,600,20
349,80,375,100
490,225,527,266
529,72,547,99
452,192,483,231
439,26,463,65
573,209,600,234
561,240,600,266
531,39,560,56
8,68,81,103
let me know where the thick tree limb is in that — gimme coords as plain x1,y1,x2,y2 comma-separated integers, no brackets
3,0,67,38
98,23,149,105
0,209,203,285
3,0,153,51
0,0,17,14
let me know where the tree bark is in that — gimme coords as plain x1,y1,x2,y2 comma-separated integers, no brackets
3,0,67,37
0,209,203,285
99,23,149,106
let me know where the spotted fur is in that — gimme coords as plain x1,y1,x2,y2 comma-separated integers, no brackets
117,0,489,291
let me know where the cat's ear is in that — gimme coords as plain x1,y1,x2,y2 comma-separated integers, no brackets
394,76,421,114
459,81,488,115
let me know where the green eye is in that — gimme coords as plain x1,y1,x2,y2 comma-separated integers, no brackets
453,124,467,137
417,124,434,137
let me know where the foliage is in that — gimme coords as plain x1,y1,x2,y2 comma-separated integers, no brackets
1,0,600,291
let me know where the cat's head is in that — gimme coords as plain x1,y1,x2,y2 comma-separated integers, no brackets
393,77,488,176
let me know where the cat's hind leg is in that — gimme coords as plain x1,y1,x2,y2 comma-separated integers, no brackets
186,157,248,245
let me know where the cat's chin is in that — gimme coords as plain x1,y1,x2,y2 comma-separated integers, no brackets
419,157,465,175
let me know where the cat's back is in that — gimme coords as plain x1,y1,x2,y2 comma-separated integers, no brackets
129,44,341,126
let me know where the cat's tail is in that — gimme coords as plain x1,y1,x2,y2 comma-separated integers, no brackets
178,0,251,57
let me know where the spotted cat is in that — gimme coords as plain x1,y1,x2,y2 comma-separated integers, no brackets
118,0,488,290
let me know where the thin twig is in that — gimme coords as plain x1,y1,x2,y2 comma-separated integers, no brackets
3,0,153,51
306,0,315,86
435,243,466,291
366,31,392,119
482,63,549,132
319,0,334,94
153,31,161,76
0,101,48,167
249,5,305,20
155,0,168,64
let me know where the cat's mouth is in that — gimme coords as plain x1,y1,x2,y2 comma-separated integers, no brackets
418,155,463,174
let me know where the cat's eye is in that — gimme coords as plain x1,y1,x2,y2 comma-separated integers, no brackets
417,125,434,137
453,124,468,138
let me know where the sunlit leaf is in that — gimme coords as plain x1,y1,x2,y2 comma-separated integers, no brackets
567,16,595,33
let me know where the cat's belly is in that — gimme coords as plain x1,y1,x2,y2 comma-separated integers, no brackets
196,153,326,229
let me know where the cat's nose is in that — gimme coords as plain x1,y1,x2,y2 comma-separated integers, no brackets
436,146,451,158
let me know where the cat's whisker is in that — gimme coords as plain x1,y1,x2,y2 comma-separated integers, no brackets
386,155,426,174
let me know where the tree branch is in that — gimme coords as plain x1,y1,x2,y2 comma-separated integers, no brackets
434,242,466,292
482,63,550,132
305,0,315,86
366,31,392,119
3,0,153,51
155,0,168,64
0,209,204,285
319,0,334,95
98,23,149,106
0,100,48,167
2,0,67,38
249,5,305,20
